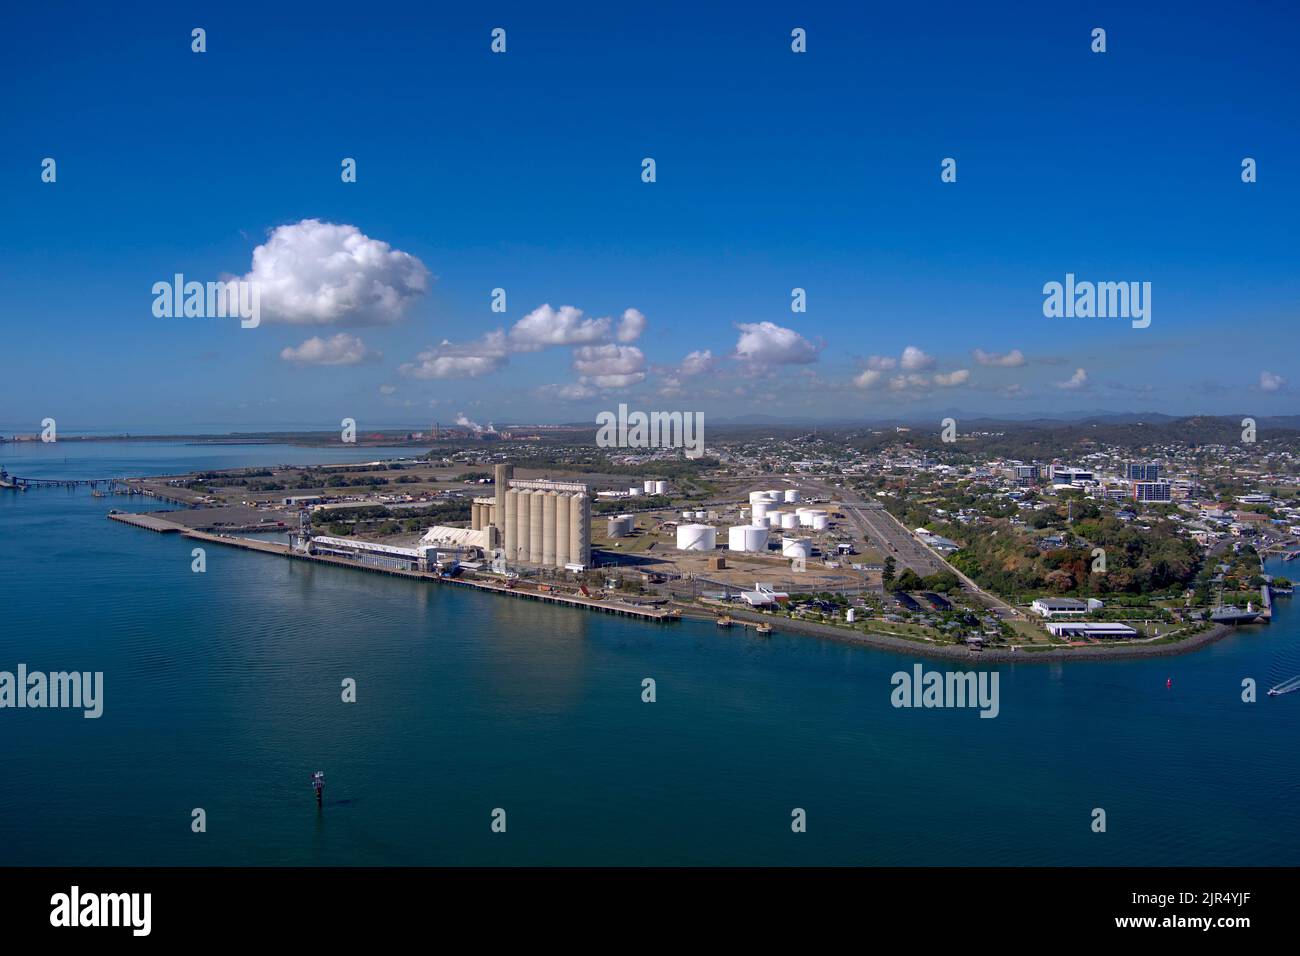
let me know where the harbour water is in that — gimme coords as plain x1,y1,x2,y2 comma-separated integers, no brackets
2,442,1298,865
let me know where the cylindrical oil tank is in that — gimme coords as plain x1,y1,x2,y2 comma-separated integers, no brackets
728,525,769,551
542,492,557,566
644,480,655,493
780,511,799,529
784,489,800,503
608,515,633,537
752,501,770,524
676,523,716,551
655,481,668,495
504,490,518,561
811,514,830,531
694,510,706,520
555,493,572,567
749,491,776,506
682,510,694,519
782,536,812,558
799,509,827,527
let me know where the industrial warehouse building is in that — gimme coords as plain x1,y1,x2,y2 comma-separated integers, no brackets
1045,621,1137,639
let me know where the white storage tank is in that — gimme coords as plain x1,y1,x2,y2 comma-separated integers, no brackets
726,524,769,552
799,509,828,527
654,480,668,495
682,510,694,519
784,489,800,503
676,523,717,551
749,491,777,506
811,515,830,531
628,486,642,496
644,480,656,493
780,512,799,529
752,501,770,524
608,515,633,537
782,536,812,558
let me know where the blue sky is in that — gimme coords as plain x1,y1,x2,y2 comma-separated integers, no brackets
1,1,1296,431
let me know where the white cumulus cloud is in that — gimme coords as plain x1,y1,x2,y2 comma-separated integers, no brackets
508,304,611,351
1056,368,1089,390
1259,370,1286,392
279,333,379,366
400,331,509,380
933,369,970,387
679,349,716,376
616,307,647,343
733,321,821,366
900,346,935,371
972,348,1026,367
572,344,647,389
245,219,430,326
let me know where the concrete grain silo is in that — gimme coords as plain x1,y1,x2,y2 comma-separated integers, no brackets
504,489,518,560
542,491,558,566
556,493,572,567
494,463,513,548
516,490,532,563
529,490,544,563
570,492,590,566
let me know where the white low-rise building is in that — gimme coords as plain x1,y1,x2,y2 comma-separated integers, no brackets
1031,597,1104,618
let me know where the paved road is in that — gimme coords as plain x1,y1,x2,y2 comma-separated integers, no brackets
794,478,1019,618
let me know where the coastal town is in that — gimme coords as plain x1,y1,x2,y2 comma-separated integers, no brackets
35,414,1297,662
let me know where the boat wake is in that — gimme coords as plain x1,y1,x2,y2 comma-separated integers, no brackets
1267,675,1300,697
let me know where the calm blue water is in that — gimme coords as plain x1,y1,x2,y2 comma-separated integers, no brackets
2,443,1298,865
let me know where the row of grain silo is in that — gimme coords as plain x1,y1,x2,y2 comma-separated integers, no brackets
500,478,592,568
